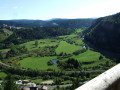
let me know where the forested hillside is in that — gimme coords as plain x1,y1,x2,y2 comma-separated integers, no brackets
0,18,94,28
0,18,95,49
85,12,120,53
3,27,74,45
44,19,94,28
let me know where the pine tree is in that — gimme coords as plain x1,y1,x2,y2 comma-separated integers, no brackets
35,40,38,47
4,74,19,90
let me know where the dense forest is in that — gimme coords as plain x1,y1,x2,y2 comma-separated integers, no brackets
84,12,120,53
0,18,95,49
0,26,75,49
0,18,94,28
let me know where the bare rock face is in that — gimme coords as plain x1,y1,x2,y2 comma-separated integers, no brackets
76,64,120,90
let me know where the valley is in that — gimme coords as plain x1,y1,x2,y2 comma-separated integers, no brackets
0,14,119,89
0,27,116,89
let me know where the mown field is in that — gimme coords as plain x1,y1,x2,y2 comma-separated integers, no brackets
61,48,113,68
59,34,77,40
55,41,83,55
18,56,58,70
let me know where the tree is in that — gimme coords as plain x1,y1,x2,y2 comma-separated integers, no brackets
59,52,63,56
4,74,19,90
71,78,80,90
106,61,110,67
0,53,4,60
35,40,38,47
47,60,54,65
99,55,103,60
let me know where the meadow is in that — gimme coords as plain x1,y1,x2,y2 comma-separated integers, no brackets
1,29,115,71
59,34,77,40
0,28,13,42
18,56,59,70
55,41,82,54
20,38,59,51
0,70,7,79
61,48,113,68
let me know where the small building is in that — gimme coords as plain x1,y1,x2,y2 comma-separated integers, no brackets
1,51,9,54
22,80,29,84
30,87,38,90
16,80,22,84
28,83,36,86
21,87,30,90
21,86,39,90
40,86,48,90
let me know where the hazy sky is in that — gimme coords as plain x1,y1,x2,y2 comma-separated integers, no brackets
0,0,120,20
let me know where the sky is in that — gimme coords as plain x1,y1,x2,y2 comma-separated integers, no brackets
0,0,120,20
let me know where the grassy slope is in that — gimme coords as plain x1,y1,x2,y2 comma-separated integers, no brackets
70,37,85,45
0,49,10,52
55,41,82,54
20,39,59,51
18,56,58,70
72,49,100,62
62,48,112,68
59,34,77,40
75,28,83,33
0,28,13,42
0,70,7,79
0,33,7,42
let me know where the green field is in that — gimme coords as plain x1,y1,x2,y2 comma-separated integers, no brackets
75,29,83,33
70,37,85,45
61,48,112,67
0,49,10,52
59,34,77,40
82,58,110,68
0,28,13,42
0,71,7,79
62,49,100,62
55,41,82,54
20,39,59,51
18,56,58,70
72,49,101,62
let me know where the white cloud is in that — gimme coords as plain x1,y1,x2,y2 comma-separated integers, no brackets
61,0,120,19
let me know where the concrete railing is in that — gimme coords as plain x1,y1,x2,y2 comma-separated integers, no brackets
76,64,120,90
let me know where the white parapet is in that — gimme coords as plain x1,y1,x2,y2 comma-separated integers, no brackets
76,64,120,90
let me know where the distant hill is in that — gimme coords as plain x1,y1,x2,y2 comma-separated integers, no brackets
44,19,95,28
0,18,95,28
85,12,120,53
0,20,46,27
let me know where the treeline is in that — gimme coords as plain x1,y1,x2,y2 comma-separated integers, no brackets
0,43,27,60
2,26,74,45
44,19,95,28
58,58,82,70
0,19,94,28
